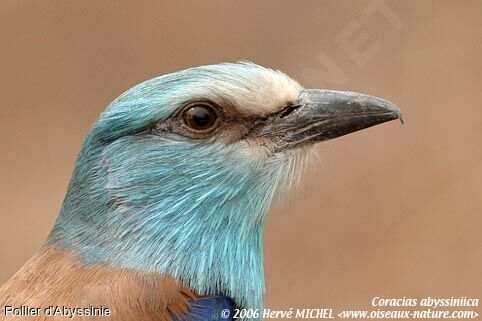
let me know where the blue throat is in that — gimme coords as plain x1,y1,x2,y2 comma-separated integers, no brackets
48,133,297,313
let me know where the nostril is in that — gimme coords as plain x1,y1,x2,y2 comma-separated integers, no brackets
279,103,302,118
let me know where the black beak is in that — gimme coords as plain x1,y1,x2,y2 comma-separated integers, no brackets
256,89,403,151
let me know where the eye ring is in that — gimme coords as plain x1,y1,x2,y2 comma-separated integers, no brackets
181,103,219,132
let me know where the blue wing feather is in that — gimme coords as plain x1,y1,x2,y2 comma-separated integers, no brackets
174,293,235,321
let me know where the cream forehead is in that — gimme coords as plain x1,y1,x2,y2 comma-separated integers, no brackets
183,70,302,116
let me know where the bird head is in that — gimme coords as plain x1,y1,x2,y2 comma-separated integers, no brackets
48,62,402,310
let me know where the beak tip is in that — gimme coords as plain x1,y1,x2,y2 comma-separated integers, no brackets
390,103,404,125
376,97,403,125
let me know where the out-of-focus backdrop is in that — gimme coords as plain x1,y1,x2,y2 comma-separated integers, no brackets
1,0,480,312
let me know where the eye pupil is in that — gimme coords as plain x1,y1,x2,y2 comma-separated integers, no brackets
183,105,217,131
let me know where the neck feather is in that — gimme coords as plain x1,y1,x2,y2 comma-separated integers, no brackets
48,137,306,312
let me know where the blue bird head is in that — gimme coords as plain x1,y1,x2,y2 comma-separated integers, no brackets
47,62,402,311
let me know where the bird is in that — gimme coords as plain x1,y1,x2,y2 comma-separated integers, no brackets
0,62,402,321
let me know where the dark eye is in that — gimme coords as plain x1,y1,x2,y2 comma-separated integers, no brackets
182,104,218,131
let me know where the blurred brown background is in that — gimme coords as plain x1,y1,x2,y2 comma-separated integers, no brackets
1,0,480,314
